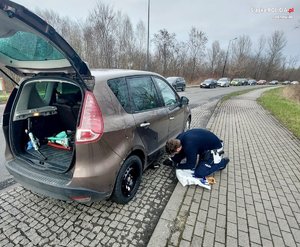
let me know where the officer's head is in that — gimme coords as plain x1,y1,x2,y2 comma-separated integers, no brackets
165,139,182,156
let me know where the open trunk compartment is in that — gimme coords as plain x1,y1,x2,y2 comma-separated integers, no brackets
10,78,83,173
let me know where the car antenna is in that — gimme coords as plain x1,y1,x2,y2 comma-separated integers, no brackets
25,118,47,161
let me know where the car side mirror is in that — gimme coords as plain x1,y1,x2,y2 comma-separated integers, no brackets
180,96,189,106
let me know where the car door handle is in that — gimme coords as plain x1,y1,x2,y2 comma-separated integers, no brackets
169,117,175,120
140,122,150,127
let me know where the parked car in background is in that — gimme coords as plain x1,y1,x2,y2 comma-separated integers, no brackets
166,77,186,91
240,78,248,86
248,79,257,85
282,81,291,85
291,81,299,85
269,80,279,85
257,80,267,85
0,1,192,204
217,78,230,87
200,79,217,88
230,78,243,86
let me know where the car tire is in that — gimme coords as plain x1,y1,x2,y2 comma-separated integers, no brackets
111,155,143,204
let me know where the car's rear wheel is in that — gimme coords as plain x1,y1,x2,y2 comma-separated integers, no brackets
111,155,142,204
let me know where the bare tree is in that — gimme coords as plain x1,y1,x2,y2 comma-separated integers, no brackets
207,41,225,77
265,30,287,79
231,35,252,77
251,35,266,79
285,56,299,80
115,12,135,68
152,29,176,75
134,21,147,70
87,1,117,68
187,27,207,81
36,9,84,57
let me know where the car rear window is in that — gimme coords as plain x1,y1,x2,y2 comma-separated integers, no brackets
0,31,64,61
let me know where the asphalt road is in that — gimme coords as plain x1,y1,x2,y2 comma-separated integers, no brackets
178,84,260,109
0,85,265,185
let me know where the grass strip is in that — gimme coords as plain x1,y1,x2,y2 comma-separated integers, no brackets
258,87,300,139
0,94,9,104
220,88,259,103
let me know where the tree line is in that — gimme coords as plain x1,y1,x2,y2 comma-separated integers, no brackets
34,2,299,83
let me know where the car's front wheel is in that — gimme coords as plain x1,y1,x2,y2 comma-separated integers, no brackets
111,155,143,204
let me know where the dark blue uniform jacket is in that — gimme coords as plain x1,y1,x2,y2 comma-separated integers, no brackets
172,128,222,169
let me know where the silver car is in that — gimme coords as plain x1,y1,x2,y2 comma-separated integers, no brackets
217,78,230,87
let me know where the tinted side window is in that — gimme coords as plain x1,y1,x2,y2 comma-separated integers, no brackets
56,83,80,94
127,76,160,112
153,77,178,107
35,81,48,100
55,82,82,105
108,77,131,112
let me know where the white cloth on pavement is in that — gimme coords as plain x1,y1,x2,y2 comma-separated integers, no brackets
176,169,211,190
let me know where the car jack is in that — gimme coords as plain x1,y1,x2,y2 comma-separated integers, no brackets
25,118,47,161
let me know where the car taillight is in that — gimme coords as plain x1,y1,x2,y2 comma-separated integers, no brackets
76,91,104,144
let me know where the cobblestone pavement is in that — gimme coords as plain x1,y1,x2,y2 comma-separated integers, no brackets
148,88,300,247
0,101,218,246
0,164,176,247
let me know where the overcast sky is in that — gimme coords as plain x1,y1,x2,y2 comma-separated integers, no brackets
14,0,300,66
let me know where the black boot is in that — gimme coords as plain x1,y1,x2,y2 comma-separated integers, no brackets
219,157,230,170
163,158,175,167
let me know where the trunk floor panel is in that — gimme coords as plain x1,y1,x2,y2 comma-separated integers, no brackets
24,144,73,173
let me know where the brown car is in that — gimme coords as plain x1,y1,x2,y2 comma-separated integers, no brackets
0,1,191,204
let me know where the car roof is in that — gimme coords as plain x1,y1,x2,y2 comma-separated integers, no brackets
91,69,161,82
167,76,180,79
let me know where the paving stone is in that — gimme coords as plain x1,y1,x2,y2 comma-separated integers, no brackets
191,235,202,247
227,210,237,224
281,231,296,247
291,228,300,244
265,210,277,223
258,224,271,240
227,222,237,238
238,231,250,247
197,209,208,223
237,217,248,233
202,231,215,247
186,212,197,226
179,239,191,247
277,218,291,232
271,235,285,247
182,225,193,241
215,226,225,244
261,238,274,247
226,236,238,247
194,221,205,237
247,215,258,229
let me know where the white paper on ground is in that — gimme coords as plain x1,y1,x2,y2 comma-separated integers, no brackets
176,169,211,190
